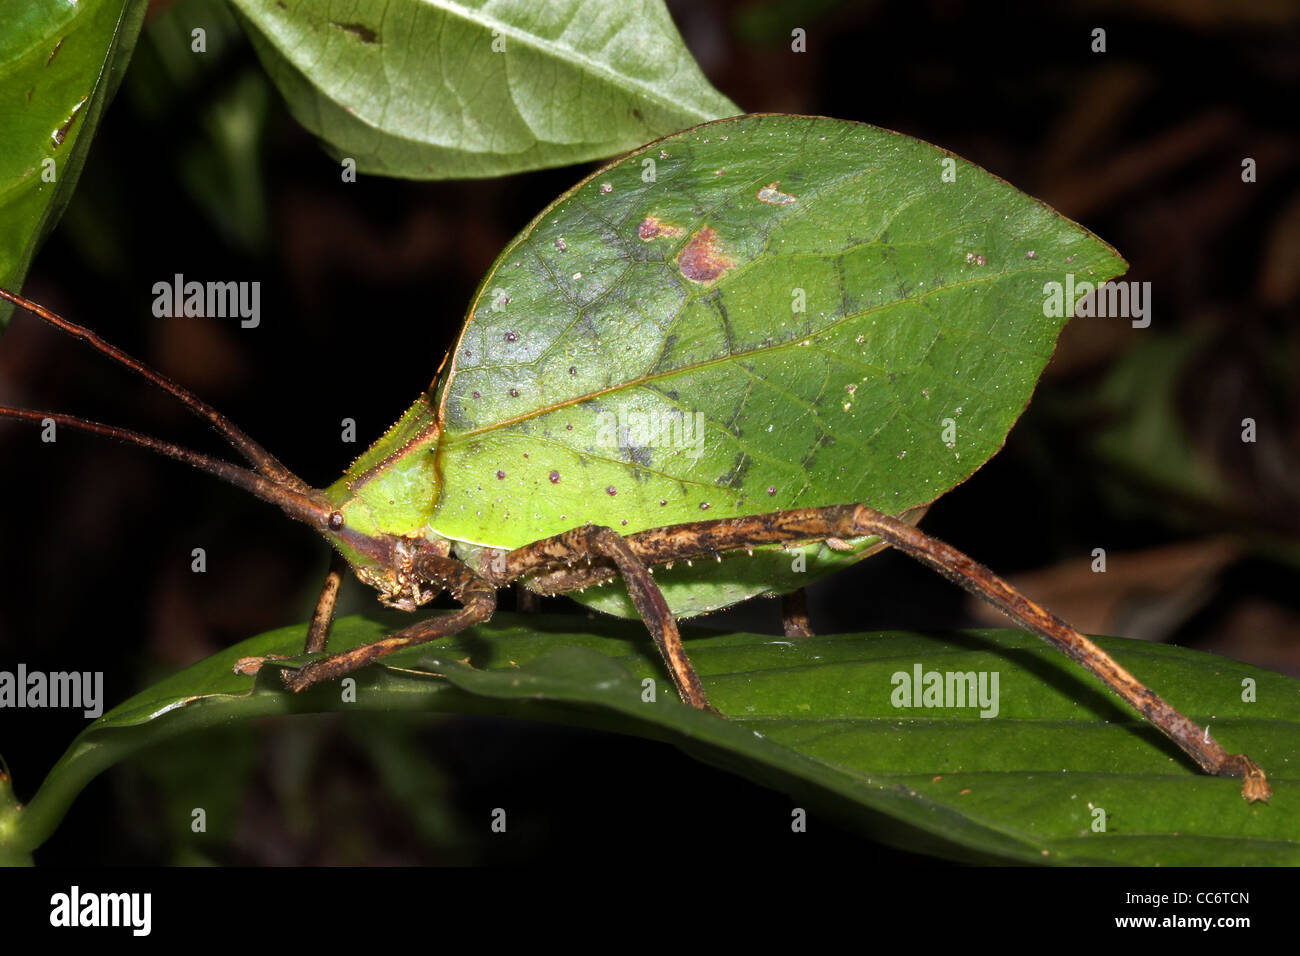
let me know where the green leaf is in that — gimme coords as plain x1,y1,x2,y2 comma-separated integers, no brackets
0,0,148,327
7,614,1295,865
228,0,738,178
0,756,28,866
428,114,1129,616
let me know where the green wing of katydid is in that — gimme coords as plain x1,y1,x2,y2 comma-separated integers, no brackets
428,114,1127,618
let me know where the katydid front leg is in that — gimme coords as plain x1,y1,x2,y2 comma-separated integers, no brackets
304,551,348,654
235,552,348,676
284,524,714,711
280,554,497,692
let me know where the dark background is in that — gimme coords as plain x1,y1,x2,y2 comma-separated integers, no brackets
1,0,1297,864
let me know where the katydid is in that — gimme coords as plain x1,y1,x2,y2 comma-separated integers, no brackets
0,114,1269,802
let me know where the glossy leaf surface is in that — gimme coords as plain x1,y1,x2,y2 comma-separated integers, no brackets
231,0,738,177
6,614,1293,865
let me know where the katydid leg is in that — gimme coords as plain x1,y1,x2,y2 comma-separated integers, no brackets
487,526,716,713
282,556,496,692
304,551,348,654
635,505,1270,801
489,504,1268,801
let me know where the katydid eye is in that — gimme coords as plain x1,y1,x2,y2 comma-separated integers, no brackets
328,511,345,530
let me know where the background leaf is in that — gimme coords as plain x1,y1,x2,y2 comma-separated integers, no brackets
0,0,147,328
9,613,1296,865
429,114,1128,616
229,0,739,178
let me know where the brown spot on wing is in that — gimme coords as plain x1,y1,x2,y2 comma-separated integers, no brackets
677,227,734,283
638,216,684,241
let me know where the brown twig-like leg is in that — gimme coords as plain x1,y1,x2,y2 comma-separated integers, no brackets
484,526,715,712
282,554,497,692
494,505,1268,802
781,589,815,638
304,550,348,654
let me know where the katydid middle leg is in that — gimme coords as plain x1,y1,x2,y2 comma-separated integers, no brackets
483,525,716,712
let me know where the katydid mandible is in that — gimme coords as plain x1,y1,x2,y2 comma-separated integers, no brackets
0,114,1269,802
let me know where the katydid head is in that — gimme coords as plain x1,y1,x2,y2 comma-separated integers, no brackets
0,288,453,611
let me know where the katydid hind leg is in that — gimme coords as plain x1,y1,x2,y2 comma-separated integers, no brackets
493,506,1267,801
659,504,1268,801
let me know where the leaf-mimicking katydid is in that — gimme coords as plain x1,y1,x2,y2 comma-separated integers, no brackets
0,114,1269,802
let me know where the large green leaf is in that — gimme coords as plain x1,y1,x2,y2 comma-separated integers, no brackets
4,614,1294,865
229,0,738,178
428,114,1128,616
0,0,148,327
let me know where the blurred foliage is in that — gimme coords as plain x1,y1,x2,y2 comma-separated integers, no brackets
1056,325,1300,566
129,0,272,252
